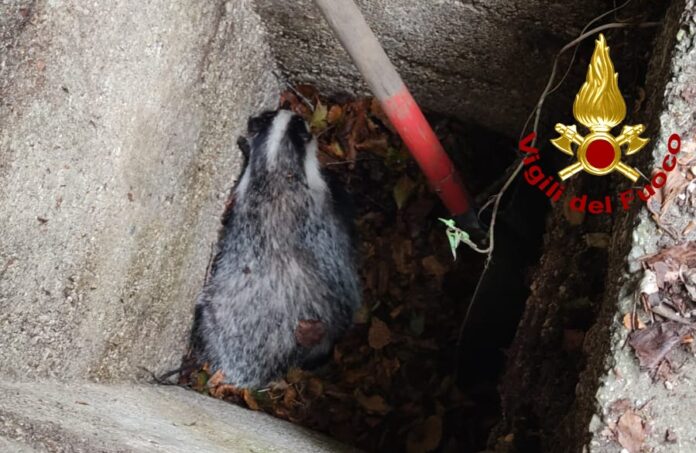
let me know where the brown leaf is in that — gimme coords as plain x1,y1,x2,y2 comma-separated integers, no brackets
406,415,443,453
306,377,324,398
323,141,345,159
242,389,260,410
210,383,239,399
368,317,392,350
659,167,688,218
208,370,224,388
293,84,319,102
286,367,305,384
295,319,326,348
355,135,390,154
616,410,646,453
327,105,343,124
642,243,696,269
369,97,395,133
279,90,311,119
353,303,371,324
629,321,692,369
622,312,646,331
422,256,447,284
283,386,298,407
393,175,417,209
356,391,391,415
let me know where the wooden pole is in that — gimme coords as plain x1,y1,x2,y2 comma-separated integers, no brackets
313,0,479,226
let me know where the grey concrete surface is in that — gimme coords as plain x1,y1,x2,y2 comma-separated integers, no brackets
0,381,354,452
0,0,280,382
585,1,696,451
254,0,633,135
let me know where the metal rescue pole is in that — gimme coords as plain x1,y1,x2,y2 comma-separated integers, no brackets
313,0,485,240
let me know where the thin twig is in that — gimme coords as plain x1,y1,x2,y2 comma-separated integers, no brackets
455,14,661,371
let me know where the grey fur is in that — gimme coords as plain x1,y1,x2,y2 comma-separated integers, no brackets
195,109,361,389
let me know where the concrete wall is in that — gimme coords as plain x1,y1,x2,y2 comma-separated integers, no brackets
0,381,353,452
254,0,621,135
0,0,279,382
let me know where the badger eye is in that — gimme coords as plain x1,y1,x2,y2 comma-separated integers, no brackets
299,128,312,143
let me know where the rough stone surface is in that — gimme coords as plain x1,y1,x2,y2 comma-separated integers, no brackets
0,381,354,452
586,1,696,451
0,0,280,381
253,0,648,135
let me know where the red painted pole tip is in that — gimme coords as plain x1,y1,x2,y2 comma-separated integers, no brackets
381,86,473,217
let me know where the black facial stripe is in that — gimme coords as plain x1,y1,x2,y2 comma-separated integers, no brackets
247,110,279,136
287,115,310,162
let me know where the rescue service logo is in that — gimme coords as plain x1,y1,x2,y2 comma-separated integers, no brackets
519,34,682,215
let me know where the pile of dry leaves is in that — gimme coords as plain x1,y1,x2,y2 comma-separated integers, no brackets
181,86,494,452
627,243,696,375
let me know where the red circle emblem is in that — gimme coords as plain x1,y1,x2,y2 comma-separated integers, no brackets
585,139,615,169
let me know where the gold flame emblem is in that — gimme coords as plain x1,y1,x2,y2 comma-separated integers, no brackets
551,34,648,181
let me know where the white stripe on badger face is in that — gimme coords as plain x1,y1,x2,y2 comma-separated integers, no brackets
265,110,294,170
304,138,328,197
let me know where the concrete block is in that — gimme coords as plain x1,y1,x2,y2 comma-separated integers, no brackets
0,381,353,452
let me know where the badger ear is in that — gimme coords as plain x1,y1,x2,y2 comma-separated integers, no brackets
237,136,250,161
247,110,277,135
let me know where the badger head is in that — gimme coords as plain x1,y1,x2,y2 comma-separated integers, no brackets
235,109,326,199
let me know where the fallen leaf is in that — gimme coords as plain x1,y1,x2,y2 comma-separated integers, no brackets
629,321,692,369
286,367,304,384
682,220,696,236
368,317,392,350
681,268,696,301
283,386,298,407
393,175,417,209
369,98,395,133
406,415,443,453
242,389,260,410
616,410,646,453
327,105,343,124
422,255,447,284
659,167,688,218
622,312,646,330
353,303,371,324
306,377,324,398
210,383,239,399
310,101,328,131
356,391,391,415
295,319,326,348
208,370,224,388
324,141,345,158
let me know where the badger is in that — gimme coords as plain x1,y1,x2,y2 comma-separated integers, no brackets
195,109,361,389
